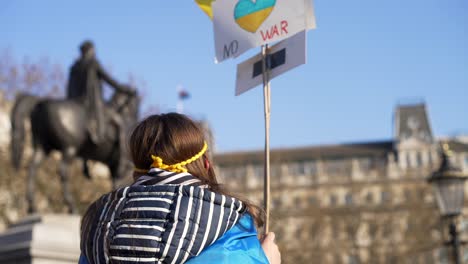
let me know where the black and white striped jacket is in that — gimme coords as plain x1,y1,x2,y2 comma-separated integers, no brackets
81,169,246,264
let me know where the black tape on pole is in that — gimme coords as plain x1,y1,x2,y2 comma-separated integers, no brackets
252,48,286,78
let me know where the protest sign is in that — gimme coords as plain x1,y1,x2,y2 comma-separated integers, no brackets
236,31,306,96
213,0,309,63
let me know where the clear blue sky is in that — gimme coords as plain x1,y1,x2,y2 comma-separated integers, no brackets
1,0,467,152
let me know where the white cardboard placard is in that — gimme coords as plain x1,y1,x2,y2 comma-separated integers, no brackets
235,31,306,96
213,0,310,63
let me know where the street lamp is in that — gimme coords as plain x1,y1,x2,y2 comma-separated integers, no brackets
428,143,467,264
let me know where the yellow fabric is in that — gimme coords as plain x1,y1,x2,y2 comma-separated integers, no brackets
195,0,214,19
135,142,208,173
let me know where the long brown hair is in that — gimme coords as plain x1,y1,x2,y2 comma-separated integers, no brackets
129,113,265,227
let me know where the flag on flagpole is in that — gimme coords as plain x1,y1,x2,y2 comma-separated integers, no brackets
195,0,214,19
176,85,190,114
178,89,190,100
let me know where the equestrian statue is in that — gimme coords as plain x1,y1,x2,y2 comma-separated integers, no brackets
11,41,140,214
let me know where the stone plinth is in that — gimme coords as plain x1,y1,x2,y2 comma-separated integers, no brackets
0,214,81,264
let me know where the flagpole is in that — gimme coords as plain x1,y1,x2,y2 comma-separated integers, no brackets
261,44,271,234
176,85,184,114
176,99,184,114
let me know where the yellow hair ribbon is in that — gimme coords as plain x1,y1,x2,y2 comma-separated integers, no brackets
134,142,208,173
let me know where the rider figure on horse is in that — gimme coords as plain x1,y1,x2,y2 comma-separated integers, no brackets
67,41,135,177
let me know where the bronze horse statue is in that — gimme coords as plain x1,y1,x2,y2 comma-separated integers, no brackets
10,90,140,214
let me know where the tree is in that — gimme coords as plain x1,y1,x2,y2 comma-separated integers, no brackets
0,49,65,99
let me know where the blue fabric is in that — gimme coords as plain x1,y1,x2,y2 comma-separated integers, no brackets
78,254,89,264
186,214,269,264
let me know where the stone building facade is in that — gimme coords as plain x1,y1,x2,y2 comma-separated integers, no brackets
214,104,468,263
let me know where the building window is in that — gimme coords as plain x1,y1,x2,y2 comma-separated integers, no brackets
348,255,359,264
251,164,263,179
332,255,341,264
309,223,319,238
294,196,302,207
309,195,318,206
365,192,373,203
461,219,468,233
276,228,284,240
381,191,391,204
220,166,245,180
330,195,338,206
237,167,247,178
272,198,282,208
327,159,344,175
325,159,351,179
464,155,468,167
418,189,426,201
345,193,353,206
288,160,317,176
305,161,318,176
369,223,378,237
217,166,227,178
423,253,433,264
383,222,392,237
295,225,303,238
288,162,305,176
404,189,411,202
416,152,423,167
406,218,414,232
406,152,412,168
359,157,373,172
386,255,398,264
346,224,357,240
438,248,449,264
271,164,281,178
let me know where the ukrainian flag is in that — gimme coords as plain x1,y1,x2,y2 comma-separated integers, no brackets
195,0,214,19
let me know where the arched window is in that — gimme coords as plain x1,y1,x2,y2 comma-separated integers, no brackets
345,193,354,206
381,191,391,204
416,152,423,167
330,194,338,206
406,152,412,168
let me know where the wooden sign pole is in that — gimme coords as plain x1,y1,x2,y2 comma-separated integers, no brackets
261,44,271,233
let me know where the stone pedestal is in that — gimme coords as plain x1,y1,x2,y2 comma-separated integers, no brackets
0,214,81,264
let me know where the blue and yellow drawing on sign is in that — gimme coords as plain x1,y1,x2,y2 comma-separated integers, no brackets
234,0,276,33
